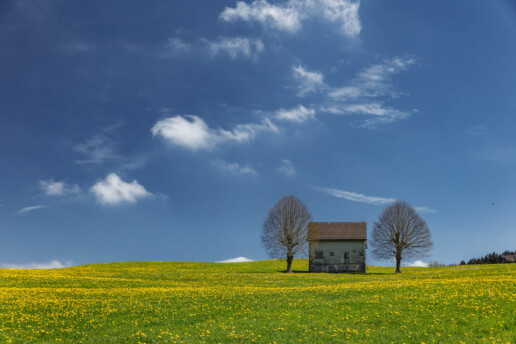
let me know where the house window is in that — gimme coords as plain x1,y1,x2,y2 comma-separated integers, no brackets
329,252,334,256
315,251,324,259
344,252,350,264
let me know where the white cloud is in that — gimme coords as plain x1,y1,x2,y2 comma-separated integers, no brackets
219,0,361,37
207,37,264,59
1,260,71,269
216,256,253,263
151,115,215,150
293,65,326,96
318,0,361,37
16,205,47,215
220,0,302,32
40,180,80,196
408,260,428,267
213,160,258,175
277,159,296,177
415,206,437,214
151,115,278,150
90,173,152,205
314,187,396,205
276,105,315,122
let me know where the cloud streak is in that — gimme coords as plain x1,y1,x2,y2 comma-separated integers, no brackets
414,206,437,214
314,187,395,205
314,187,436,213
16,205,47,215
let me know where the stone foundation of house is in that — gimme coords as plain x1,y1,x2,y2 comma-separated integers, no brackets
309,264,366,273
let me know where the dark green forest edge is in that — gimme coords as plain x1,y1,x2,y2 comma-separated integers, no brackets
460,250,516,265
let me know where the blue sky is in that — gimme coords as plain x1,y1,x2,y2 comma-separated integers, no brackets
1,0,516,268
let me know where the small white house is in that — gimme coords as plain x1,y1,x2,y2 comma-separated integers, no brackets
307,222,367,273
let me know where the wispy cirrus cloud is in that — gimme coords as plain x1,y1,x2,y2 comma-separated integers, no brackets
90,173,152,205
40,180,80,196
293,65,326,96
313,187,437,214
164,38,192,56
466,125,487,136
414,206,437,214
275,105,315,122
314,186,436,213
322,103,412,127
277,159,296,177
329,56,416,101
206,37,264,60
219,0,361,37
213,160,258,176
16,205,47,215
125,37,192,59
473,146,516,164
151,115,278,150
297,56,418,128
74,124,148,170
74,127,120,165
314,187,395,205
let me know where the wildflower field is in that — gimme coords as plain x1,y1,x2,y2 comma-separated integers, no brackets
0,260,514,343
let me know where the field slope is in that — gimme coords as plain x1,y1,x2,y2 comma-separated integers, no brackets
0,260,514,343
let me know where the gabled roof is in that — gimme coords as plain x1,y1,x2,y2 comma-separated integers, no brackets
307,222,367,241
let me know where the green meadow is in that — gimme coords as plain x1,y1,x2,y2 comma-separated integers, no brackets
0,260,514,343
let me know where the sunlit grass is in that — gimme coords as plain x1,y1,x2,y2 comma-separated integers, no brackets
0,260,514,343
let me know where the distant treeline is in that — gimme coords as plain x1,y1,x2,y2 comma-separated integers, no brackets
460,250,516,265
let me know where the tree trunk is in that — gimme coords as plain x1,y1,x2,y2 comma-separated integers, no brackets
395,256,402,273
286,255,294,273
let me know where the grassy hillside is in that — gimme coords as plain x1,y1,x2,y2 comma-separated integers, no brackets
0,260,514,343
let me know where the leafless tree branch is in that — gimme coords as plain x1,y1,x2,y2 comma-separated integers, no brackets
370,200,433,273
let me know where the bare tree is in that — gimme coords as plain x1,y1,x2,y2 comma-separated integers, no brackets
371,200,433,273
262,195,312,273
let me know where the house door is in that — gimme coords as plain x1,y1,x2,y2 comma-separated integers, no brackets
343,252,350,264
